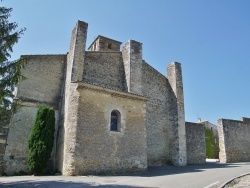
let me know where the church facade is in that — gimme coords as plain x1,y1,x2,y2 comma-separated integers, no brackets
4,20,188,175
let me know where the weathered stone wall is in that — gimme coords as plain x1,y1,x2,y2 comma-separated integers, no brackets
218,117,250,163
167,62,187,166
186,122,206,164
3,54,66,174
16,55,66,107
141,62,170,166
63,82,147,175
4,104,38,174
4,103,59,175
83,52,126,91
0,124,9,173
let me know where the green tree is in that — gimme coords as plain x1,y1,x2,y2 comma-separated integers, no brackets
28,105,55,174
0,6,26,126
205,128,215,158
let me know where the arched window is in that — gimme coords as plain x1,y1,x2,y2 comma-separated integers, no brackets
110,110,120,131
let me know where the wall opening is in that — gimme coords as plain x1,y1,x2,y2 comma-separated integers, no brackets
110,110,121,132
108,43,112,50
205,127,219,159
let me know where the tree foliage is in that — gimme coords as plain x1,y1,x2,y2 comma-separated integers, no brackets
0,6,26,126
205,128,215,158
28,105,55,174
205,128,219,159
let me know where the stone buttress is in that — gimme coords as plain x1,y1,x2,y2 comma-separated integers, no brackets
122,40,143,95
167,62,187,166
61,21,88,175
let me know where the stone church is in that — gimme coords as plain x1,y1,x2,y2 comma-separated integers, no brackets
3,20,194,175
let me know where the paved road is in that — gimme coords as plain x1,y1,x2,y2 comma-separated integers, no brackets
0,162,250,188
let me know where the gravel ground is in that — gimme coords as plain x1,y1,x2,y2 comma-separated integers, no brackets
223,174,250,188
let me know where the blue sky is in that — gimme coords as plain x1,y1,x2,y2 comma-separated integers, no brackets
2,0,250,124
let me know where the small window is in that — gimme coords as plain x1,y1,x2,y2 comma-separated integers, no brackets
108,43,112,50
110,110,120,131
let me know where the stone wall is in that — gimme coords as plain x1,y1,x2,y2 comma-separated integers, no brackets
4,105,38,174
16,55,66,107
3,103,59,175
0,124,9,174
63,82,147,175
218,117,250,163
3,54,66,174
83,52,126,91
141,62,169,166
186,122,206,164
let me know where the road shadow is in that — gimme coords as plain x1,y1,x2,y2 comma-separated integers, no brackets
0,180,147,188
0,162,247,187
140,162,242,177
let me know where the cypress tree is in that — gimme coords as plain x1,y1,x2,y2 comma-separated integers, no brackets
28,105,55,174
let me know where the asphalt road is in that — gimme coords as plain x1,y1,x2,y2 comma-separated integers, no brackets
0,162,250,188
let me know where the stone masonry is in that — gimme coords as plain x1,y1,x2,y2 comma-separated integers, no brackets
3,20,192,175
0,125,9,174
185,122,206,164
3,55,66,174
218,117,250,163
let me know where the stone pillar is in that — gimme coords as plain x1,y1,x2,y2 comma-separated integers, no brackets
167,62,187,166
217,119,226,163
122,40,142,95
62,83,80,176
61,20,88,175
68,20,88,81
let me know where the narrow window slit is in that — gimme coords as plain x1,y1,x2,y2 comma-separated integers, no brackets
110,110,120,131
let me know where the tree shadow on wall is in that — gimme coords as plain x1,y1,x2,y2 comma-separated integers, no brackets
0,180,147,188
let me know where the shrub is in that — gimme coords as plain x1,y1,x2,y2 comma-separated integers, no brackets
28,105,55,174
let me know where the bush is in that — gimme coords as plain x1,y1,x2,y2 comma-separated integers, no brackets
28,105,55,174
